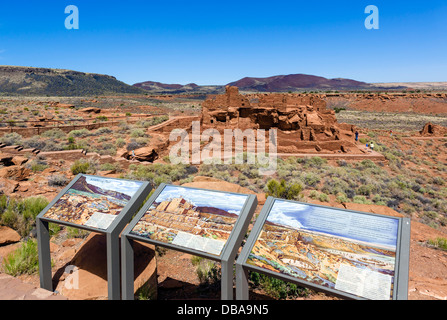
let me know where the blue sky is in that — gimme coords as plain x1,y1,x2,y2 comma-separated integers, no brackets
0,1,446,85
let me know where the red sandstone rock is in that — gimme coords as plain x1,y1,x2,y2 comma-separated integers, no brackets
80,107,101,114
0,178,19,194
0,226,21,246
0,166,31,181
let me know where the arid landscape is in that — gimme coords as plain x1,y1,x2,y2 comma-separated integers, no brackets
0,75,446,300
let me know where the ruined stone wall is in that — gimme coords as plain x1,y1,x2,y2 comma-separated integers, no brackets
201,86,344,138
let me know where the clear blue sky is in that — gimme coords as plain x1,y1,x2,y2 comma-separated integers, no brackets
0,1,446,85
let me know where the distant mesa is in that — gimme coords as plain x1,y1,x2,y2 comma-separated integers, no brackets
226,74,373,92
133,73,414,94
0,65,146,96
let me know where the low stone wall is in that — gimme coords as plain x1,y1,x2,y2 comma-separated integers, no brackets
0,115,168,138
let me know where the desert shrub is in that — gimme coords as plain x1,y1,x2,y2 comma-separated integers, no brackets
427,237,447,251
353,195,372,205
356,183,377,196
2,239,39,276
41,140,66,152
69,128,91,138
266,179,302,200
432,177,445,186
96,115,108,122
100,162,122,172
359,138,368,144
321,177,350,196
249,272,310,300
48,174,68,187
23,136,47,150
137,115,170,128
309,190,318,200
302,172,320,188
115,138,126,148
191,256,221,288
0,196,49,237
27,159,49,172
97,143,117,156
125,163,197,187
66,226,90,239
357,159,377,170
71,160,89,175
126,139,145,152
0,132,23,146
318,192,329,202
303,157,327,168
70,159,97,175
94,127,112,135
97,136,112,143
130,128,146,138
336,192,349,203
41,128,66,140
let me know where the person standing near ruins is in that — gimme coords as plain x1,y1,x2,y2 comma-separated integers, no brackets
355,131,359,142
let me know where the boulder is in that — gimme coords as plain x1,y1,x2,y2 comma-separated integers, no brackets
80,107,101,114
0,178,19,194
0,226,21,246
11,156,28,166
0,166,31,181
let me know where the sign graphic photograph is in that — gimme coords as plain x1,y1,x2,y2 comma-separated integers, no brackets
43,175,144,230
246,199,400,300
130,185,249,256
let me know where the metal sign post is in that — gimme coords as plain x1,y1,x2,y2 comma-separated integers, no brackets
236,197,411,300
36,174,152,300
121,183,258,300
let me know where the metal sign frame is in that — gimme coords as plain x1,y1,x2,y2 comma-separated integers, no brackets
121,183,258,300
236,197,411,300
36,174,152,300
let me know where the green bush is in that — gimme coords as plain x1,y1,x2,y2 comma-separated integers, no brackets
0,196,49,237
249,272,309,300
0,132,23,146
318,192,329,202
266,179,302,200
191,256,221,293
69,128,91,138
116,138,126,148
125,163,198,187
427,237,447,251
71,160,90,175
3,239,39,276
130,128,146,138
353,195,372,205
41,128,66,140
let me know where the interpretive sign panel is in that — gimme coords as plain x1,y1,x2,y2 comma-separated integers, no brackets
236,197,411,300
130,184,250,256
37,174,152,300
42,175,145,231
121,183,258,300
